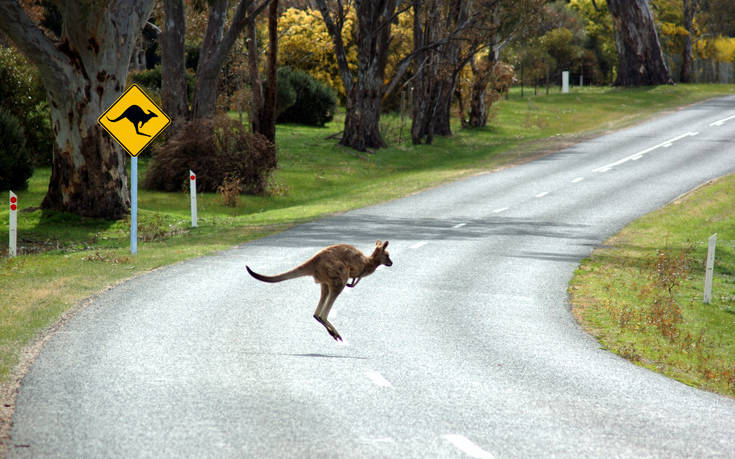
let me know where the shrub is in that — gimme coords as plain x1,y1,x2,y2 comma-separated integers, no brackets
0,46,53,166
276,67,336,126
0,109,33,191
142,115,277,195
130,66,161,90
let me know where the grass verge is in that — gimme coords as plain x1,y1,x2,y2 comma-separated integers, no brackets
0,84,733,422
570,173,735,398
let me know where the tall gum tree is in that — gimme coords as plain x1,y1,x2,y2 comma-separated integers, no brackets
604,0,673,85
315,0,400,151
0,1,155,219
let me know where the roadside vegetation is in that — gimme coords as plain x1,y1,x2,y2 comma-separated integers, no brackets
0,84,733,385
570,173,735,398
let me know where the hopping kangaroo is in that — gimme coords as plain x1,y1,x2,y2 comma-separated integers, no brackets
246,241,393,341
107,104,158,137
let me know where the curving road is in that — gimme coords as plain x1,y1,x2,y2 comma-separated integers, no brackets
10,96,735,457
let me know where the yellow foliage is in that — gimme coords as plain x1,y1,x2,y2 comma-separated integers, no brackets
695,36,735,62
661,22,689,37
713,36,735,62
277,7,357,98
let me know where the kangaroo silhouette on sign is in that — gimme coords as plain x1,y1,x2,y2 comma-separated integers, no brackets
107,105,158,137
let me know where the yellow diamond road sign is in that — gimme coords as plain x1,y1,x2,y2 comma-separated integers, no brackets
98,84,170,157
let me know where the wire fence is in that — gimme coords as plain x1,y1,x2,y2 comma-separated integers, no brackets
664,54,735,84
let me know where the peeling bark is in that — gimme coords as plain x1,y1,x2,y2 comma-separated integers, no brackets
0,1,155,219
607,0,673,86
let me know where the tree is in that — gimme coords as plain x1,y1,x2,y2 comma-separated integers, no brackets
0,1,156,219
248,0,279,142
314,0,402,151
410,0,472,144
410,0,543,141
679,0,699,83
603,0,673,85
161,0,272,122
465,1,543,128
161,0,188,129
192,0,271,119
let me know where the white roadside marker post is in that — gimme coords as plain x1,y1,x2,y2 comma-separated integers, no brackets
562,70,570,93
703,233,717,304
190,170,198,228
8,191,17,257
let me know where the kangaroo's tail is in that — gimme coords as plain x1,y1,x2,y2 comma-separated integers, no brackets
246,264,310,283
106,114,125,122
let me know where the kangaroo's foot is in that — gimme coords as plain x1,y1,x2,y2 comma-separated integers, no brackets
313,315,342,341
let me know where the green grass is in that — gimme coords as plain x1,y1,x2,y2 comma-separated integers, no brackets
1,84,734,386
570,174,735,397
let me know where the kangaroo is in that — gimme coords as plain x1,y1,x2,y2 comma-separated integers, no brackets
106,104,158,137
246,241,393,341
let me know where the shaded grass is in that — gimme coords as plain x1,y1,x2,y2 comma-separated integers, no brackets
570,174,735,397
0,84,734,386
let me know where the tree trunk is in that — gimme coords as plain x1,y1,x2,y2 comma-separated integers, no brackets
0,1,155,219
161,0,189,128
607,0,673,86
467,48,497,128
192,0,271,119
410,0,468,143
315,0,396,151
680,0,696,83
258,0,279,143
247,19,263,134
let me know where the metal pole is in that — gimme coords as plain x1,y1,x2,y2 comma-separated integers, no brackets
131,156,138,255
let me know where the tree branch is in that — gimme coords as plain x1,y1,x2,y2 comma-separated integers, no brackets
0,1,71,91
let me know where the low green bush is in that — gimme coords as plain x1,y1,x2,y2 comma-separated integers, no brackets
0,109,33,191
276,67,336,126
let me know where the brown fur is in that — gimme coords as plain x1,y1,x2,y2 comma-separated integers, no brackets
246,241,393,341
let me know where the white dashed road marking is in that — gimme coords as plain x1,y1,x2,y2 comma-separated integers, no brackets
442,434,494,459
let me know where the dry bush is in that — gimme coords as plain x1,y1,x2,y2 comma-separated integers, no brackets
217,174,241,207
143,115,277,194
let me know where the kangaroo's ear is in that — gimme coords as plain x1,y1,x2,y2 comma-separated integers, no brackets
375,240,383,248
382,240,389,249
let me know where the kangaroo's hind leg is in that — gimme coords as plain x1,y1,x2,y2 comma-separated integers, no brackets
313,283,340,341
315,281,345,341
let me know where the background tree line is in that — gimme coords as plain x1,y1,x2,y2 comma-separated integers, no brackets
1,0,734,220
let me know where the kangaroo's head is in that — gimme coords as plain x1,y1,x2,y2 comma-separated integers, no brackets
373,240,393,267
146,110,158,120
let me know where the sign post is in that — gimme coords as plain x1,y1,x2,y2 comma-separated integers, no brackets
703,233,717,304
98,84,170,255
190,170,198,228
131,157,138,254
8,191,17,257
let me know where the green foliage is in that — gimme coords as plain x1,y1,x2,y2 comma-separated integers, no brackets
276,67,336,127
130,66,161,89
0,109,33,191
0,46,53,166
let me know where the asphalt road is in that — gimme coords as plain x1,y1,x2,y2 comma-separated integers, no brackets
10,96,735,457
